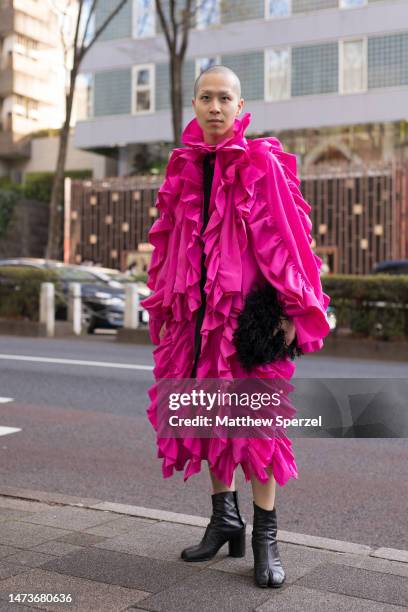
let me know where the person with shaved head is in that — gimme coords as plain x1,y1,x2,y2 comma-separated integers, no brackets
141,65,331,588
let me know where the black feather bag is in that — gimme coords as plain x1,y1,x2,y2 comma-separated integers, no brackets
233,283,303,372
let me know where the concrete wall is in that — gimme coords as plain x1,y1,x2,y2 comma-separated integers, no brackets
19,134,114,180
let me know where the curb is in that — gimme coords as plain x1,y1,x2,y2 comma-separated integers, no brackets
1,486,407,564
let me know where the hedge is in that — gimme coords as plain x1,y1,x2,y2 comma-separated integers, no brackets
0,268,407,339
322,274,408,340
0,189,19,238
0,267,64,321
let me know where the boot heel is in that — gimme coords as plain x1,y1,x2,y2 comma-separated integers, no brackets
228,528,246,557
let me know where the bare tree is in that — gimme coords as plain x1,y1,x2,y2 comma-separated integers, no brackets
155,0,214,148
46,0,128,260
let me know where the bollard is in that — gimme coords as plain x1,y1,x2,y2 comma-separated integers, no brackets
124,284,140,329
40,283,55,337
68,282,82,335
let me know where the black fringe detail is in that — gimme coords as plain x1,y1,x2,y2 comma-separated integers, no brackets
233,283,303,372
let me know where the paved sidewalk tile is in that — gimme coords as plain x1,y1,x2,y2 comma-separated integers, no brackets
210,539,351,581
30,542,85,557
83,516,156,538
40,547,199,593
21,507,115,531
0,509,40,522
138,568,274,612
0,561,30,580
0,521,72,548
0,545,20,560
331,551,408,578
1,497,407,612
55,532,108,547
297,563,408,607
0,568,149,611
254,585,406,612
93,521,216,566
0,603,38,612
372,548,408,563
3,550,56,568
0,497,53,514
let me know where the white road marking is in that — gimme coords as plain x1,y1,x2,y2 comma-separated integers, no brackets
0,354,153,371
0,397,14,403
0,426,21,437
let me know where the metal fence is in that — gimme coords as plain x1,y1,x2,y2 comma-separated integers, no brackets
64,161,408,275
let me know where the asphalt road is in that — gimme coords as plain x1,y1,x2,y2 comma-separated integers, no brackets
0,334,407,550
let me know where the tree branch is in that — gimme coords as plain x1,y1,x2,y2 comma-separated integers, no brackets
79,0,98,52
76,0,128,65
169,0,178,42
155,0,174,53
72,0,83,66
179,0,193,59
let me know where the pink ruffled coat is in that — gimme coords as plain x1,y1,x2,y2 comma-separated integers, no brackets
141,112,331,487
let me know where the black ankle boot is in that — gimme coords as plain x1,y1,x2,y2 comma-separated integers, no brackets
181,491,246,562
252,502,285,588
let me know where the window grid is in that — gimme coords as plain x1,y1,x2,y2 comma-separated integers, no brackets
292,42,338,97
368,33,408,89
339,0,367,8
195,57,222,79
339,38,368,95
196,0,220,30
91,33,408,117
132,65,155,114
265,0,292,19
132,0,156,39
292,0,337,14
264,47,291,101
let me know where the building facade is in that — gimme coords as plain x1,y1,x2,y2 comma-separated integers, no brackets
74,0,408,174
0,0,68,180
0,0,115,183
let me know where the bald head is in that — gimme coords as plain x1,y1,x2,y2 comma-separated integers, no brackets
194,65,241,100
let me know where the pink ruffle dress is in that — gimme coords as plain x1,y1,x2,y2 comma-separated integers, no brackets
141,112,331,488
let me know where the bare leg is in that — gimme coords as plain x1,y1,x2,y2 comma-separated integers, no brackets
250,467,276,510
208,464,235,493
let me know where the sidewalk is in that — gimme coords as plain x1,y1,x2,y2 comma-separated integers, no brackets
0,488,407,612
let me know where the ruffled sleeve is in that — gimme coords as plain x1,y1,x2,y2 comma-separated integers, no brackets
247,143,331,353
140,154,177,345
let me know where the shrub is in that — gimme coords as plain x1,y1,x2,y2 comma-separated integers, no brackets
322,274,408,340
0,189,19,238
0,267,63,321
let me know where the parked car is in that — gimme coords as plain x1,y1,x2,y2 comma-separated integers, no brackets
79,265,150,296
372,260,408,275
0,258,149,333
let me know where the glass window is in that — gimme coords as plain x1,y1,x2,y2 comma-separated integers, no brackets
339,0,367,8
265,48,290,101
195,56,220,79
132,65,154,113
341,39,366,94
133,0,155,38
196,0,220,30
267,0,291,18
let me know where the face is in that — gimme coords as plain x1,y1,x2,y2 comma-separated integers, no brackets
192,72,244,144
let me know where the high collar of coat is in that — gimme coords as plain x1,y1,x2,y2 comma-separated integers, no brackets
181,111,252,154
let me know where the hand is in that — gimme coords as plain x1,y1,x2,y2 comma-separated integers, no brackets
278,318,296,346
159,322,166,341
273,319,296,346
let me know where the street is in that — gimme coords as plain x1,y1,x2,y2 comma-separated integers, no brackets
0,335,407,550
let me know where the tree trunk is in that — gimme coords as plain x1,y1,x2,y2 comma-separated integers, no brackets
170,56,183,147
45,70,77,260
